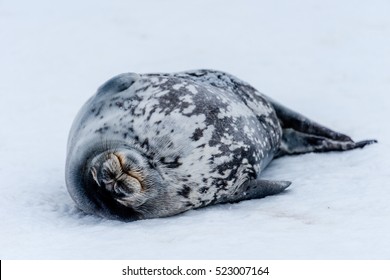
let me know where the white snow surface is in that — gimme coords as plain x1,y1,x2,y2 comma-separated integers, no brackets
1,0,389,259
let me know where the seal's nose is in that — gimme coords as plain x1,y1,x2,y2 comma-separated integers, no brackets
90,152,144,202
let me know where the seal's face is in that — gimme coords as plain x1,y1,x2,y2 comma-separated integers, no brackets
88,148,155,209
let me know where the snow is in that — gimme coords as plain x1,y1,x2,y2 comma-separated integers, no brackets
1,0,389,259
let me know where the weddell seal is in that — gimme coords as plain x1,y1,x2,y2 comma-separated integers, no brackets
65,69,376,221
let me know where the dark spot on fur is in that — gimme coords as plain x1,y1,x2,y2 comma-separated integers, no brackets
187,72,206,77
95,125,109,134
160,156,182,168
92,103,104,117
146,105,158,121
135,84,150,94
191,127,205,141
178,185,191,198
148,161,157,169
141,138,149,150
199,187,209,194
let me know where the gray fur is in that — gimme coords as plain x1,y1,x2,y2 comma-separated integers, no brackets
65,69,376,221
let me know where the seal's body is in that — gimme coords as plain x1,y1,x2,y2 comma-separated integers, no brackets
65,70,375,221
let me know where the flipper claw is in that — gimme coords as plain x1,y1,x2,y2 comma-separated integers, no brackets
354,139,378,148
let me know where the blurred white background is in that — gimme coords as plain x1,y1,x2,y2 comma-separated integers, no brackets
0,0,389,259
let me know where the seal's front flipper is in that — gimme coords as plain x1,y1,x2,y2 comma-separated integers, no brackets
227,179,291,203
247,179,291,197
275,128,377,157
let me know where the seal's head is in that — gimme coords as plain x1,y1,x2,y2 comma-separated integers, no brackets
66,145,163,221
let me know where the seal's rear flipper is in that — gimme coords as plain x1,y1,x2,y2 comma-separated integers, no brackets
354,139,378,148
267,99,377,157
269,99,354,142
227,179,291,203
275,128,377,157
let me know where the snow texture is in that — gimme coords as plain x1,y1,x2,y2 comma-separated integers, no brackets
0,0,389,259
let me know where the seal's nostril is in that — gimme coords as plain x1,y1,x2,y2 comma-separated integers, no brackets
105,182,114,192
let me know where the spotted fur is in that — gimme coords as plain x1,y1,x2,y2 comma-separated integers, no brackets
65,69,376,221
